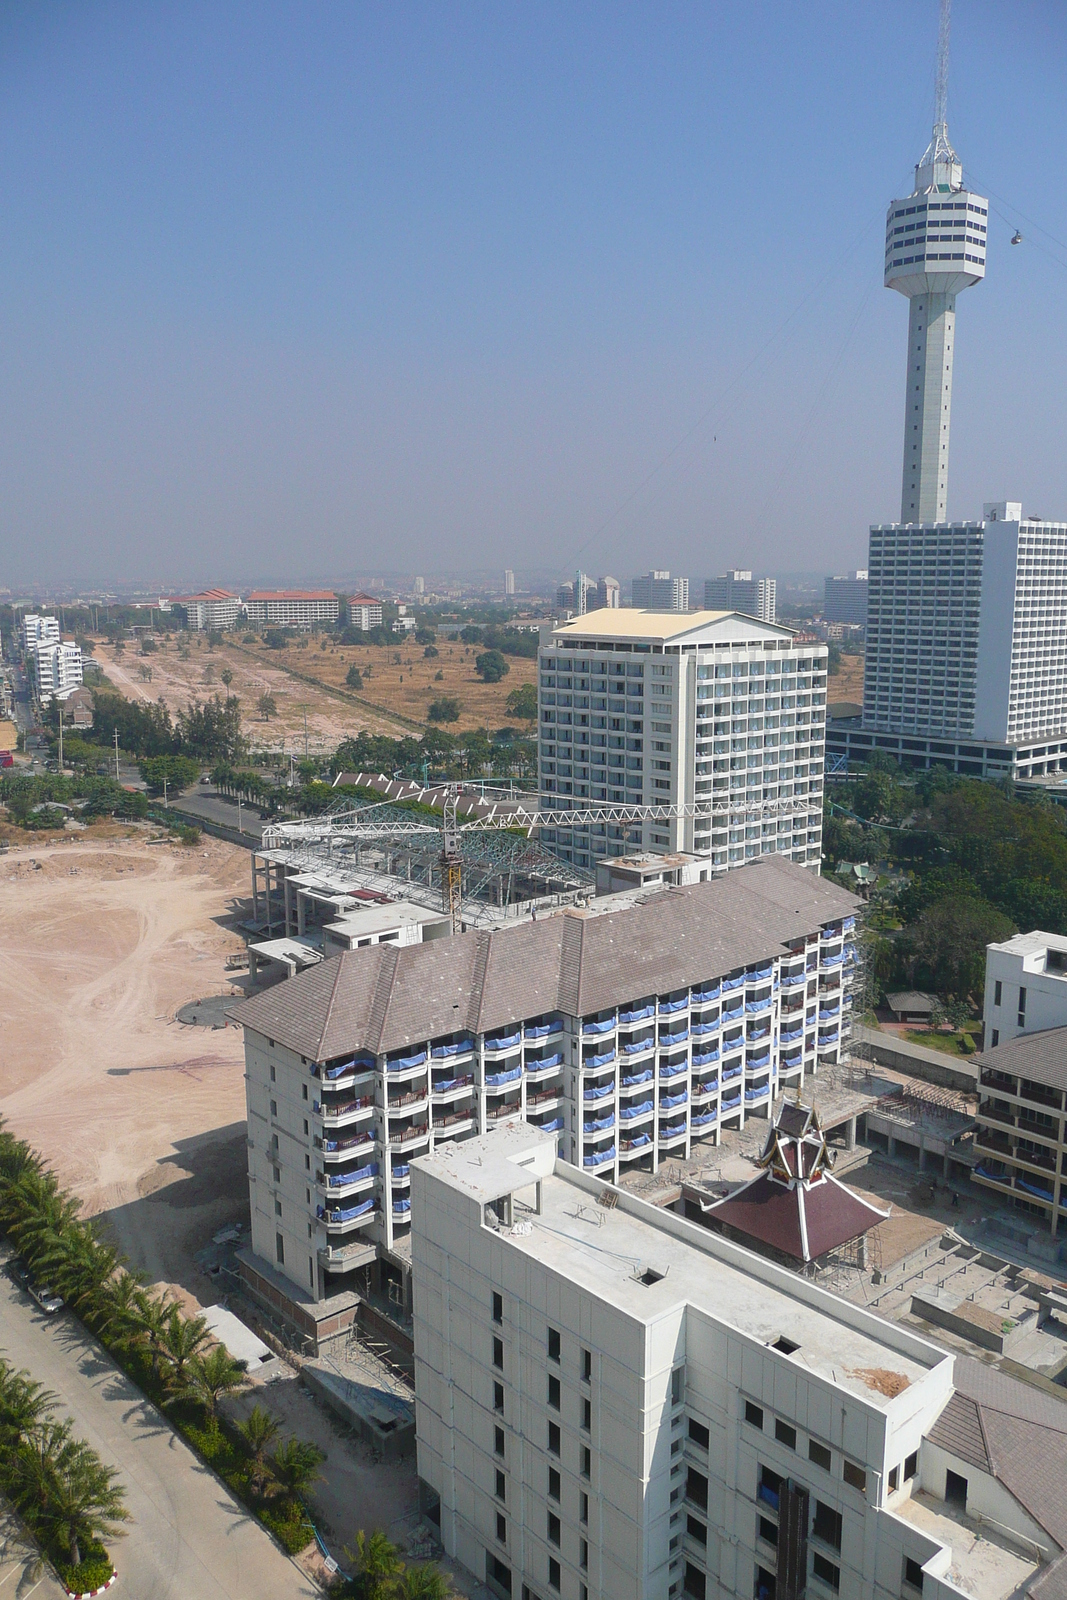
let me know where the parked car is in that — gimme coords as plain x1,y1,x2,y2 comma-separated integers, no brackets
8,1257,31,1288
28,1283,64,1315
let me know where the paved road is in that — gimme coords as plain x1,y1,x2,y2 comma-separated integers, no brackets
169,787,266,844
0,1503,66,1598
0,1271,315,1600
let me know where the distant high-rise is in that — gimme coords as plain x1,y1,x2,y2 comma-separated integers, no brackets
414,575,425,596
704,570,776,623
595,575,620,610
823,571,868,627
885,0,987,523
503,569,515,596
630,570,688,611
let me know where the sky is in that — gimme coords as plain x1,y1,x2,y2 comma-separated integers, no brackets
0,1,1064,592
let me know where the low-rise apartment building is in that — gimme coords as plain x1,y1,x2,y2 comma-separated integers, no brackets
244,590,340,630
229,858,858,1324
30,640,83,704
412,1121,1067,1600
20,613,60,653
972,1027,1067,1236
983,930,1067,1048
345,592,384,631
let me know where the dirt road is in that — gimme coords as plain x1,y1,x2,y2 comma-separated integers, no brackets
0,834,253,1289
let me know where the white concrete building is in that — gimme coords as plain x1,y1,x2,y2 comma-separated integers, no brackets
983,930,1067,1050
20,613,60,653
412,1121,1067,1600
505,570,516,597
229,859,858,1334
537,609,827,871
160,589,242,631
704,573,777,625
828,506,1067,781
594,577,620,611
30,640,83,705
244,590,340,630
631,572,689,612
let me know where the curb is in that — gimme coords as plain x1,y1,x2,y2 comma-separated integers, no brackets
64,1573,117,1598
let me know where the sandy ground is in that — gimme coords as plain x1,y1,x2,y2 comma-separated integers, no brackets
0,830,254,1289
828,651,864,705
95,637,412,756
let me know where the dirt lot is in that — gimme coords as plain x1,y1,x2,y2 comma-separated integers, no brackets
94,631,536,751
0,829,254,1291
828,650,864,706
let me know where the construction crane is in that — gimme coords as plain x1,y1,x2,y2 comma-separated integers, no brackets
440,789,464,933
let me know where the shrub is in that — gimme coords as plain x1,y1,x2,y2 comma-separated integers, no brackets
346,666,364,690
174,824,201,845
56,1549,114,1593
422,644,439,659
428,698,460,724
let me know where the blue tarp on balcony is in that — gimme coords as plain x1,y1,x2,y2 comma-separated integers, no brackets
746,1050,771,1067
745,1085,770,1103
527,1052,563,1071
485,1032,522,1051
622,1133,651,1149
325,1056,375,1079
393,1198,411,1214
583,1113,615,1133
722,1005,744,1024
619,1004,654,1023
660,1060,687,1078
722,1062,742,1081
721,1092,742,1111
691,986,720,1003
722,974,744,992
431,1038,473,1058
620,1068,654,1086
584,1082,614,1101
536,1117,564,1133
780,1026,803,1044
583,1146,616,1167
387,1050,427,1071
660,997,688,1014
486,1064,523,1087
585,1047,617,1068
583,1016,616,1035
692,1047,720,1067
321,1196,376,1222
746,998,771,1015
660,1091,688,1110
692,1110,718,1127
746,964,773,982
327,1162,378,1187
692,1022,718,1037
620,1100,653,1120
526,1022,562,1039
623,1037,654,1054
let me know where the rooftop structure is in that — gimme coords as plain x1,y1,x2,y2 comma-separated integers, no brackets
244,590,340,630
538,608,827,869
411,1120,1067,1600
228,858,858,1330
689,1100,890,1265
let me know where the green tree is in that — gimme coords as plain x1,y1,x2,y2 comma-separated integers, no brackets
176,695,244,762
474,649,509,683
139,754,200,795
422,644,439,659
346,666,364,690
397,1564,451,1600
504,682,536,722
171,1344,249,1422
37,1437,129,1567
428,697,460,724
269,1436,325,1501
351,1529,403,1600
159,1307,213,1394
908,895,1015,999
220,668,234,687
238,1405,281,1495
257,692,278,722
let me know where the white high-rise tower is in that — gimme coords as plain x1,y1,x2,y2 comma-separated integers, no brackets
885,0,988,523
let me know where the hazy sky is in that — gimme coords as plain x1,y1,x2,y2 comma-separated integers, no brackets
0,1,1064,591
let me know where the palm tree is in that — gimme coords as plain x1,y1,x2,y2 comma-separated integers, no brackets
0,1364,57,1449
269,1436,325,1502
159,1308,212,1393
93,1269,148,1348
11,1417,75,1523
350,1529,403,1600
398,1565,451,1600
238,1405,281,1495
39,1438,129,1567
33,1221,119,1314
169,1345,248,1422
131,1290,181,1382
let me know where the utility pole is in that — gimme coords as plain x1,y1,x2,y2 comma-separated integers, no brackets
238,794,243,834
301,704,309,760
57,705,63,773
114,728,120,781
163,774,168,810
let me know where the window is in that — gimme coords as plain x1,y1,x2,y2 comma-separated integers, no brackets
812,1553,840,1591
994,979,1002,1006
302,1082,308,1100
581,1348,592,1382
496,1512,507,1544
275,1233,284,1264
686,1468,708,1512
273,1164,281,1182
548,1422,561,1456
904,1451,918,1481
687,1515,708,1545
945,1469,968,1509
991,1029,999,1047
888,1466,899,1492
494,1383,504,1413
580,1491,588,1524
688,1418,710,1449
580,1538,588,1570
812,1502,842,1552
269,1063,276,1082
493,1338,504,1370
487,1553,511,1595
755,1565,777,1600
904,1556,925,1592
548,1327,561,1363
745,1401,764,1430
495,1427,505,1458
808,1440,831,1472
581,1446,591,1478
548,1375,561,1410
270,1099,278,1117
548,1512,561,1547
582,1397,592,1431
758,1516,778,1546
274,1198,282,1217
1018,986,1027,1026
672,1367,685,1407
493,1292,503,1324
684,1565,706,1600
775,1420,797,1450
842,1461,866,1494
548,1467,560,1501
495,1469,506,1502
548,1557,561,1591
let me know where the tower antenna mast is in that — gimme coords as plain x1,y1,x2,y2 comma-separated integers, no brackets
934,0,951,132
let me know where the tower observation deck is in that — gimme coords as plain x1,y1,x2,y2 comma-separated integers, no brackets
885,0,987,523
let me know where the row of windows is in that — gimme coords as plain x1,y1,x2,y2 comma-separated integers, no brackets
890,200,987,218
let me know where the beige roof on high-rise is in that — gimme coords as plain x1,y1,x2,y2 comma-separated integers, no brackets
551,608,792,643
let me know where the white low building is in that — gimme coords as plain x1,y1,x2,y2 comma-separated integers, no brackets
983,930,1067,1048
412,1122,1067,1600
161,589,242,632
30,640,83,705
244,590,340,630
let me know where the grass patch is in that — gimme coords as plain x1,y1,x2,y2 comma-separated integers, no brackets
906,1028,978,1056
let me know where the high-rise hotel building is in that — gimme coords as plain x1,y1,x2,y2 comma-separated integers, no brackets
537,609,828,871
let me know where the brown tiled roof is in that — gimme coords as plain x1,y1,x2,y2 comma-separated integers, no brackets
974,1027,1067,1093
229,857,858,1062
932,1357,1067,1559
695,1172,888,1263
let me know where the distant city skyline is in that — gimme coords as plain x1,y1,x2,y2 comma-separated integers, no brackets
0,2,1062,587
